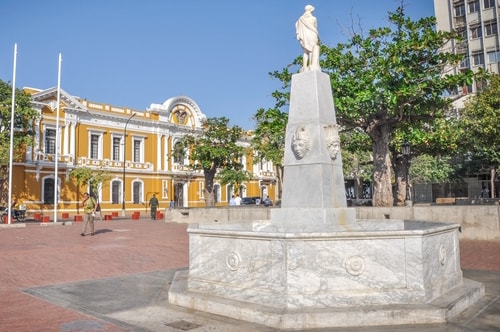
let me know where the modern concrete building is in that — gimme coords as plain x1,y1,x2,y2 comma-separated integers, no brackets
8,87,277,219
434,0,500,96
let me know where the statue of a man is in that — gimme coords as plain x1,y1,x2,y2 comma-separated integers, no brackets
295,5,320,72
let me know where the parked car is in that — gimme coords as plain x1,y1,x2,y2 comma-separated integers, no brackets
240,196,261,205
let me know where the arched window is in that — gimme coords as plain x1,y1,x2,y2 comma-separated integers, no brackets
42,176,61,204
43,177,55,204
213,184,221,203
133,180,143,204
226,184,234,203
111,180,121,204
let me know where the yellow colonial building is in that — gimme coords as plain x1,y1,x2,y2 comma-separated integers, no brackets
10,87,277,218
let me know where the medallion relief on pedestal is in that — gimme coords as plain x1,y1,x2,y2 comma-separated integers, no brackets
226,251,242,271
345,255,365,276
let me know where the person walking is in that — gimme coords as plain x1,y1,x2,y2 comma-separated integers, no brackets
81,192,97,236
149,194,159,220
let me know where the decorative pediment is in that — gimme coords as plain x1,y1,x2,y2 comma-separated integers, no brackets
31,87,87,112
148,96,206,128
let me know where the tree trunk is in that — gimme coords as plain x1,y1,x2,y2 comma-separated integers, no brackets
369,123,394,206
394,157,406,206
204,168,216,207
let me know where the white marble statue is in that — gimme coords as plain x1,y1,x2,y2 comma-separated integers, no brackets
296,5,320,72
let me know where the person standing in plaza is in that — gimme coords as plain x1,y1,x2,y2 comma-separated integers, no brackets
234,194,242,206
81,192,97,236
149,194,159,220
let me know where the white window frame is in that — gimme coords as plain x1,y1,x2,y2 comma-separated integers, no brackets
455,4,466,16
111,179,122,204
472,52,485,66
484,0,495,9
88,131,104,159
111,134,123,161
132,179,144,204
470,25,483,39
44,127,57,154
485,20,498,36
469,0,480,13
132,136,144,163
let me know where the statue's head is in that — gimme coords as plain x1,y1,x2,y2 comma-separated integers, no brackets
291,125,311,159
324,124,341,160
305,5,315,12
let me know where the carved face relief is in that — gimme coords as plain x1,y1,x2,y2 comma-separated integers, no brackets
291,125,310,159
324,124,341,160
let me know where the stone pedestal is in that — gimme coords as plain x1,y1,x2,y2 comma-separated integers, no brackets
169,220,484,329
168,71,484,329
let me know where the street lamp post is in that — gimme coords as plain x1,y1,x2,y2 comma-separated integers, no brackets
401,140,412,206
121,113,136,216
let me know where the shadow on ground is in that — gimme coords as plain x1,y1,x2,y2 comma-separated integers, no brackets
22,269,500,331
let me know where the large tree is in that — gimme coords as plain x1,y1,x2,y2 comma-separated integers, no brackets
458,74,500,197
323,7,475,206
269,7,474,206
251,107,288,200
0,80,38,204
176,117,245,207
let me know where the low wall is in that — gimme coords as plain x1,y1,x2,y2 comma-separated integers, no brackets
356,205,500,241
165,207,272,224
165,205,500,241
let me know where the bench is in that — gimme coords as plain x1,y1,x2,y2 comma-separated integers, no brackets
435,197,456,205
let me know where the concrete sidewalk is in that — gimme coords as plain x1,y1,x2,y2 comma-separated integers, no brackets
0,219,499,331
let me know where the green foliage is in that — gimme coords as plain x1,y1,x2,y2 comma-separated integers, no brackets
410,154,455,183
0,79,39,167
216,168,252,194
251,108,288,168
177,117,244,206
459,74,500,169
324,11,472,131
340,128,373,181
267,6,477,205
69,167,113,196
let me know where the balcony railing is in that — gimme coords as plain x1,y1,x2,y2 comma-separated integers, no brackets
77,157,153,170
38,153,74,163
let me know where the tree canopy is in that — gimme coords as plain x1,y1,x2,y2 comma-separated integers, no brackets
251,107,287,199
265,7,476,206
176,117,245,207
460,75,500,166
69,167,113,198
0,80,38,204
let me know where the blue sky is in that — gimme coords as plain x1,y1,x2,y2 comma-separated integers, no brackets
1,0,434,129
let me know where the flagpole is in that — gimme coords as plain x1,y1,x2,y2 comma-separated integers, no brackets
7,43,18,225
53,53,62,223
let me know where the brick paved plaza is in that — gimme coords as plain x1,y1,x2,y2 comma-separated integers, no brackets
0,219,499,331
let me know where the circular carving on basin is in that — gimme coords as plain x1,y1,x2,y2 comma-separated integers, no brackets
345,255,365,276
226,251,242,271
439,245,446,265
